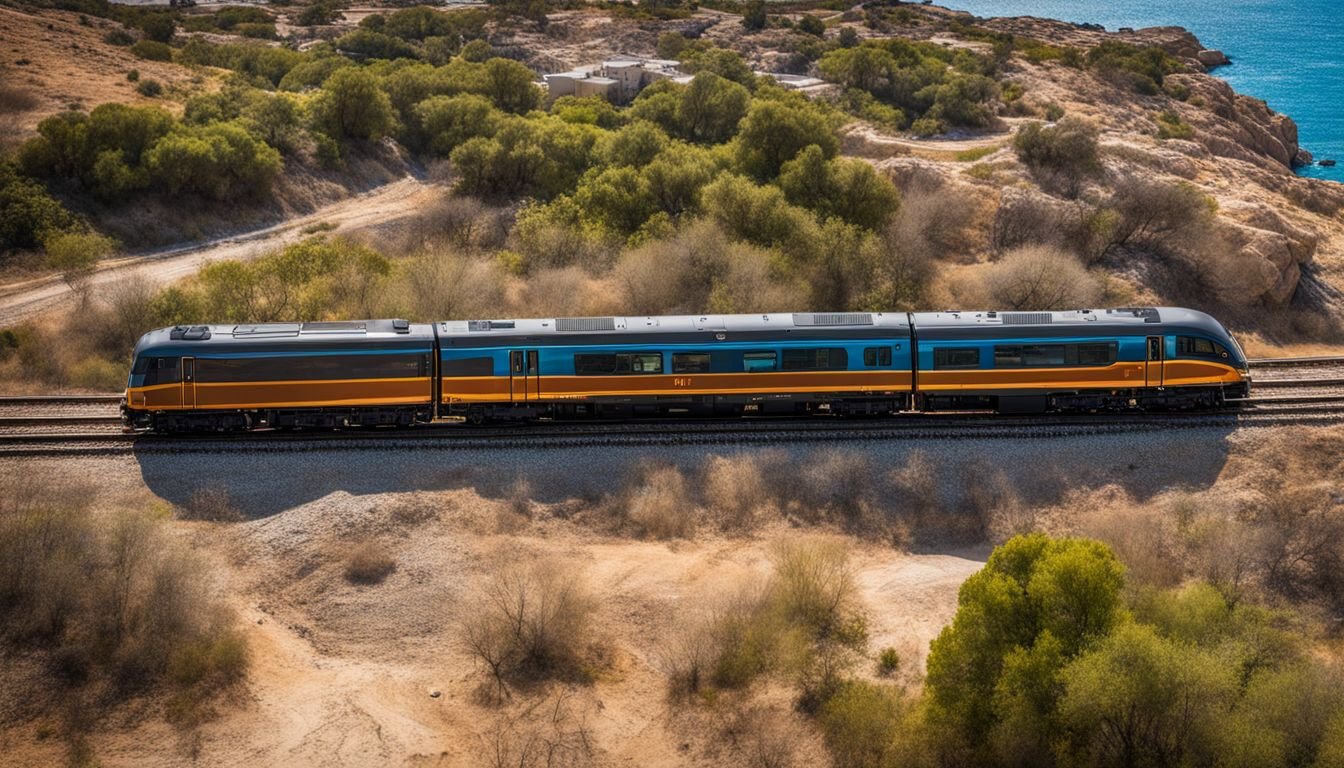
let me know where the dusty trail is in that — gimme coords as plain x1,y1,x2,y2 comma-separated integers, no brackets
0,177,436,328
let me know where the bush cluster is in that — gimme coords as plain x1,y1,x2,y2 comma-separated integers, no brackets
818,38,1001,134
0,476,247,722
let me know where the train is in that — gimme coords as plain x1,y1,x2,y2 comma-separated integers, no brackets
121,307,1251,432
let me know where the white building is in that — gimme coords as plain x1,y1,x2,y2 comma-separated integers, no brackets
544,56,686,103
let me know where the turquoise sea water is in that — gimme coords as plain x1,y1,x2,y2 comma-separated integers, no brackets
939,0,1344,181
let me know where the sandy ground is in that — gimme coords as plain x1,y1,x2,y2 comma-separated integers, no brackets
0,422,1263,766
0,176,437,328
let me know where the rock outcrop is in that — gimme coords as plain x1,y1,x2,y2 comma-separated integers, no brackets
1196,49,1229,68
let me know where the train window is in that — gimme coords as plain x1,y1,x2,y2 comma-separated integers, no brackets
1021,345,1067,366
195,354,425,383
933,348,980,369
672,353,712,373
575,354,618,375
782,348,847,371
743,351,778,372
1177,336,1229,358
442,356,493,377
863,347,892,367
994,343,1116,367
574,353,663,375
135,357,181,386
1076,343,1117,366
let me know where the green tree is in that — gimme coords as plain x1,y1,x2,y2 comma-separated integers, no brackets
680,46,756,87
573,166,657,236
415,93,499,156
741,0,766,31
1059,622,1236,768
777,145,899,230
736,98,838,179
641,142,718,216
924,534,1126,759
310,67,395,142
0,164,74,254
483,57,541,114
599,120,669,167
45,230,115,298
242,93,304,153
678,72,750,144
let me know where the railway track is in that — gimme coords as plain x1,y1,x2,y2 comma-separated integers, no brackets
1,355,1339,456
1,400,1341,456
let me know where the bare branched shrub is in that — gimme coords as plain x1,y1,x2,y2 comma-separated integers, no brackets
408,194,506,252
1105,175,1216,255
484,692,596,768
702,454,773,531
983,245,1102,310
887,178,979,265
344,540,396,585
991,188,1116,265
726,704,825,768
179,486,243,522
463,557,597,701
624,465,695,540
612,219,803,315
399,250,505,321
87,275,162,355
516,266,592,317
0,475,246,709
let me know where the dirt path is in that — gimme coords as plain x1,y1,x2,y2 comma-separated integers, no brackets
0,177,437,328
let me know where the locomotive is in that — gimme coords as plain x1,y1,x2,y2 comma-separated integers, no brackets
121,307,1251,432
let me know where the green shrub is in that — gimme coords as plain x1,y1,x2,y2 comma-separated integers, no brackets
234,22,278,40
878,647,900,675
277,56,351,91
309,67,395,142
130,39,172,62
798,14,826,36
126,68,139,82
68,356,125,390
1012,116,1100,197
0,163,74,254
135,12,175,42
135,78,163,98
819,681,909,768
104,28,135,46
296,0,344,26
415,93,499,155
334,28,418,61
145,121,282,200
777,144,900,229
1155,108,1193,139
1085,41,1183,94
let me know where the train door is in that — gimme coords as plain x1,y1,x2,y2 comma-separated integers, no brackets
181,357,197,408
509,349,540,402
1144,336,1164,387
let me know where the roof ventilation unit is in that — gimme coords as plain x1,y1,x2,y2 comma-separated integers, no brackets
169,326,212,341
556,317,617,332
792,312,874,327
467,320,516,331
1000,312,1054,325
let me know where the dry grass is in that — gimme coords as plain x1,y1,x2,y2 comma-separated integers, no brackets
344,540,396,585
0,473,247,734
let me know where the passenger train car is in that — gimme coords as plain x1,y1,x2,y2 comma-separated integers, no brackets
122,307,1251,431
